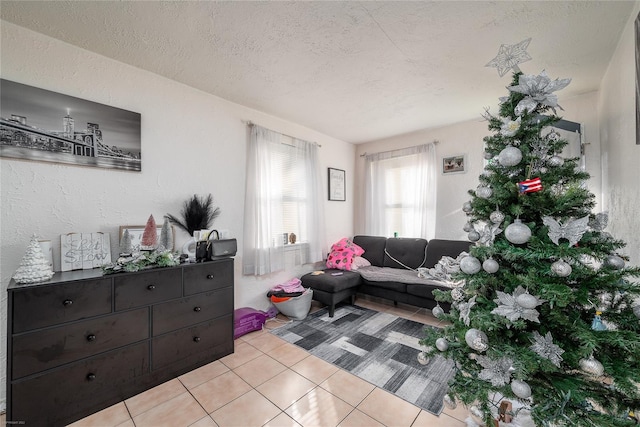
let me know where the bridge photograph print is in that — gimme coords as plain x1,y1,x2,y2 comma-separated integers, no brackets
0,79,141,171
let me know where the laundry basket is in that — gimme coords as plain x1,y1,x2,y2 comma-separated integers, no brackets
272,288,313,320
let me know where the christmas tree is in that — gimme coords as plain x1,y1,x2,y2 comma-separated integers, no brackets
13,235,55,284
421,43,640,426
141,214,158,249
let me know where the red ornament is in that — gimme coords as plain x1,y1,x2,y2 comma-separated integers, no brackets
518,177,542,194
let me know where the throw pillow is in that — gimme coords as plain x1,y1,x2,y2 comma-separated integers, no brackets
351,256,371,271
326,238,364,271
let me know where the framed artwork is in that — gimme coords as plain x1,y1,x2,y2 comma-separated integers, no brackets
636,11,639,145
119,225,174,252
442,154,466,174
328,167,346,201
0,79,142,171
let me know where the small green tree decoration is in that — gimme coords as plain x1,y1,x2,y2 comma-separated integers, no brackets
166,194,221,237
119,229,132,255
421,64,640,425
158,218,174,251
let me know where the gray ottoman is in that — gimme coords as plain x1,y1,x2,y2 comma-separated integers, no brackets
300,269,361,317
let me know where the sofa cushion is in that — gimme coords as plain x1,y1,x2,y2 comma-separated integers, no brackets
300,269,361,293
383,238,428,269
326,238,365,270
353,235,387,267
424,239,473,268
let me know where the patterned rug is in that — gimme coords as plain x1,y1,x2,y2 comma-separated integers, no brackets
270,304,455,415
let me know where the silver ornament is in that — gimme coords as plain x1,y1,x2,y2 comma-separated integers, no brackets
417,351,430,365
469,406,486,426
483,151,493,160
431,304,445,318
463,222,473,232
468,230,481,242
539,166,548,174
465,328,489,352
511,379,532,399
443,394,457,410
490,210,505,224
462,202,473,213
548,156,564,167
516,293,540,309
498,146,523,167
460,256,482,274
505,219,531,244
605,255,625,270
543,216,590,246
579,355,604,377
451,287,465,301
435,338,449,351
482,258,499,274
551,260,572,277
633,305,640,319
476,186,493,199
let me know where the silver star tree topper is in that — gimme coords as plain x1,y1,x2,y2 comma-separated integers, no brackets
486,38,532,77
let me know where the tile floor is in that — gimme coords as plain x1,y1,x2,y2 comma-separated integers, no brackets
3,297,472,427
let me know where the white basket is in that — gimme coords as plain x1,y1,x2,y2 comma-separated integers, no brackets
273,288,313,320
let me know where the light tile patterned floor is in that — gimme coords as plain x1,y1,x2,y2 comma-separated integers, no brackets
35,296,469,427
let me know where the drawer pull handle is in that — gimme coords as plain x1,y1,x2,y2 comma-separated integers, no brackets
63,299,73,306
86,373,96,381
193,337,201,343
194,306,202,312
206,274,214,280
147,284,156,291
87,334,97,342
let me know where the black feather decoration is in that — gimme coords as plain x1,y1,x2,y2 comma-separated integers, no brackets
165,194,221,236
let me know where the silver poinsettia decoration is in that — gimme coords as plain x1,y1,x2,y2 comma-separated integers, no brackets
529,331,564,367
474,221,503,246
475,355,515,386
491,286,545,324
589,212,609,232
457,296,477,326
507,70,571,116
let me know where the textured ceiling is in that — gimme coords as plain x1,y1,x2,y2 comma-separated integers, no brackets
1,1,635,143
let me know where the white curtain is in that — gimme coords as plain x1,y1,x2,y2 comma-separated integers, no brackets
243,124,325,275
364,143,437,240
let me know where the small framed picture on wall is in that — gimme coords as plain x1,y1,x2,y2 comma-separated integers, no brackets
328,167,346,201
442,154,466,174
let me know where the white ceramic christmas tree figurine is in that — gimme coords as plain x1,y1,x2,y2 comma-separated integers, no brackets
13,235,54,284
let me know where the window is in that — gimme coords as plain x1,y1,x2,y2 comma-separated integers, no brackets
243,124,325,275
364,143,437,239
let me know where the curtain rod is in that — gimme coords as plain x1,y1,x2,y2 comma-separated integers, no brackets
359,140,439,157
244,120,321,147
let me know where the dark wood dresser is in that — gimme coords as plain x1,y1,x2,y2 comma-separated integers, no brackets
6,259,234,426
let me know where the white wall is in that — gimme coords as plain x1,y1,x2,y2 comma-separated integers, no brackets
354,91,602,240
0,22,355,410
598,2,640,267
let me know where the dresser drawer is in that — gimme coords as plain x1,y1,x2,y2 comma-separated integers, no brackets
152,315,233,370
10,342,149,427
153,287,233,336
12,308,148,379
115,268,182,310
183,260,233,295
12,278,112,333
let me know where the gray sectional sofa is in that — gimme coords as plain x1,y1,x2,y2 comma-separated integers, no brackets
300,235,472,317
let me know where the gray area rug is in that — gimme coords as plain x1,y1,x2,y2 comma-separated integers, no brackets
270,304,455,415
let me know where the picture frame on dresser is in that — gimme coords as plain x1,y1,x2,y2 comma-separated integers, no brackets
119,224,174,251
